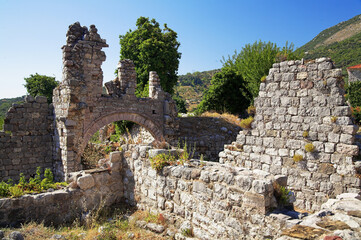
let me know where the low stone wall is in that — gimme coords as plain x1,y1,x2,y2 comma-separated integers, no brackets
0,96,54,181
219,58,361,211
0,152,123,227
178,117,241,161
120,144,287,239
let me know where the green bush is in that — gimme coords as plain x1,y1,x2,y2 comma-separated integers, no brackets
0,167,67,198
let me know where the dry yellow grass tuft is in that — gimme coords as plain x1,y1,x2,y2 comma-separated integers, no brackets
201,111,242,126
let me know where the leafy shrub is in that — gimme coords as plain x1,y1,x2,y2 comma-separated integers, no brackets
0,179,12,198
293,154,304,162
348,81,361,125
240,116,254,129
150,153,176,171
348,81,361,106
305,143,315,152
277,186,290,206
351,106,361,125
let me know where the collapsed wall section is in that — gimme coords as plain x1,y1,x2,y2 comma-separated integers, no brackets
220,58,360,211
0,96,53,181
120,145,285,239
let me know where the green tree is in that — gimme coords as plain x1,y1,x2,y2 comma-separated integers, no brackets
197,68,251,114
222,40,301,101
173,95,187,113
24,73,58,103
119,17,181,97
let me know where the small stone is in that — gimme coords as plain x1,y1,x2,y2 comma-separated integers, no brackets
9,231,24,240
146,223,165,233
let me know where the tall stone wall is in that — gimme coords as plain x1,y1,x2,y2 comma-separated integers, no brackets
220,58,360,211
0,96,53,181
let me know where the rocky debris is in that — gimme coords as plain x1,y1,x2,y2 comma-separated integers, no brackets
7,231,24,240
50,234,66,239
279,193,361,239
146,222,165,233
281,225,328,239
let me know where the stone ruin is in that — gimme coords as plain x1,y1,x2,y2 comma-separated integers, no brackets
0,22,361,239
52,22,179,179
219,58,360,211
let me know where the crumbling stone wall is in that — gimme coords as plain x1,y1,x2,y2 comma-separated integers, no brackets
53,22,179,179
0,96,53,181
120,145,285,239
220,58,360,211
0,152,122,227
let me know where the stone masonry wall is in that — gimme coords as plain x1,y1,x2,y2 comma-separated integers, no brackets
120,145,286,239
347,65,361,83
0,152,123,227
179,117,241,161
219,58,360,211
0,96,53,181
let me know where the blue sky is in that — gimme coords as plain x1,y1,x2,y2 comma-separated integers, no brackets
0,0,360,98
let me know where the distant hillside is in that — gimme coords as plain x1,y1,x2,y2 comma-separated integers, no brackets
0,96,24,118
176,69,220,112
297,14,361,76
299,14,361,52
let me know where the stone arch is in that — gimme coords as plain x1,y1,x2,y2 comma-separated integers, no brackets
79,112,163,156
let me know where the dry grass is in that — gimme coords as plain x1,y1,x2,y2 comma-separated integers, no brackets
0,209,169,240
201,111,242,126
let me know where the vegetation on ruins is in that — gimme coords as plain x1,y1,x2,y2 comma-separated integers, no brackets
293,154,304,162
119,17,181,97
0,208,169,240
304,143,315,153
24,73,59,103
0,167,67,198
150,153,177,171
240,116,254,129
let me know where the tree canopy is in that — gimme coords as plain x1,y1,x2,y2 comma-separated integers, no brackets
222,41,300,101
197,40,301,115
197,68,251,114
24,73,58,103
119,17,181,97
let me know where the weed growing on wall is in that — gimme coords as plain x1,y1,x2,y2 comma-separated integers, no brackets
240,116,254,129
150,153,176,171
